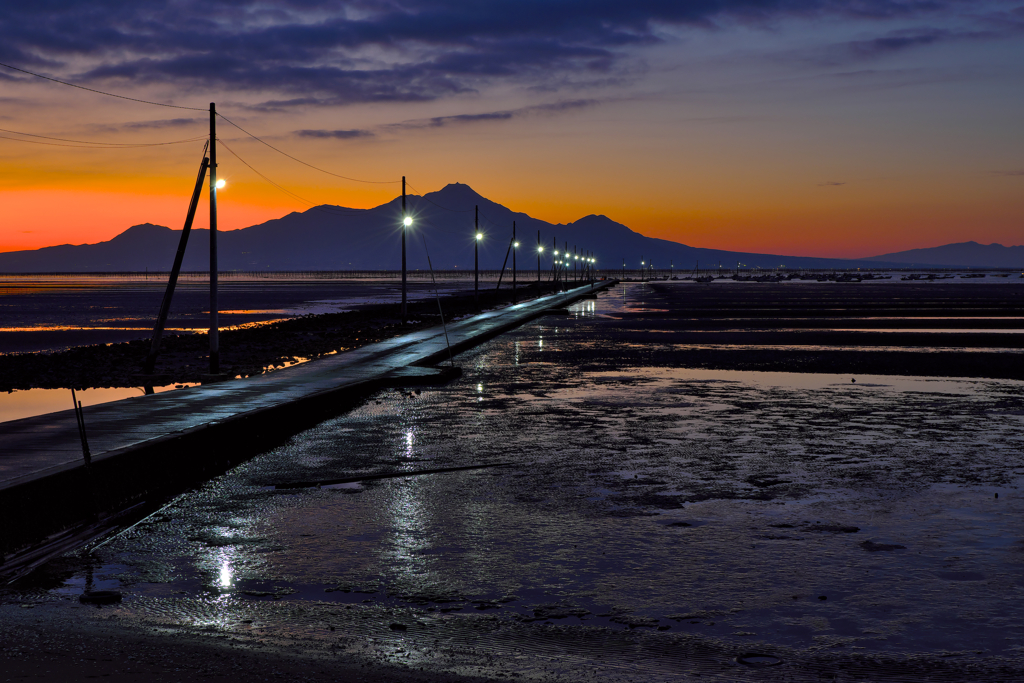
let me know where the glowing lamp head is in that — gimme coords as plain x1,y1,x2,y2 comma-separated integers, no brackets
215,179,226,190
554,250,559,256
514,241,520,248
538,246,544,253
476,233,483,241
403,216,413,227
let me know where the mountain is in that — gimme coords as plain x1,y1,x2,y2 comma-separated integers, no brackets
0,183,983,272
864,242,1024,268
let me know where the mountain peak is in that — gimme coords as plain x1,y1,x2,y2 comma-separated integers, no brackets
430,182,485,201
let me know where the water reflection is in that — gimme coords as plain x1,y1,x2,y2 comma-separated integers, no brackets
40,280,1024,681
218,555,233,590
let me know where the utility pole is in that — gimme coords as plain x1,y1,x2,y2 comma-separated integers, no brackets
552,236,557,292
537,230,541,296
474,205,479,306
512,221,517,304
144,145,209,377
208,102,220,376
401,176,407,323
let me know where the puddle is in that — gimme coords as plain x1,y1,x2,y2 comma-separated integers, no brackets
0,384,200,423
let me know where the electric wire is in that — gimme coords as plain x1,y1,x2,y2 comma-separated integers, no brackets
0,128,207,148
218,139,376,217
216,113,398,185
0,125,207,147
0,60,207,111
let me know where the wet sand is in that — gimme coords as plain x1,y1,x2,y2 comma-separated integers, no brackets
3,281,1024,681
4,280,1024,393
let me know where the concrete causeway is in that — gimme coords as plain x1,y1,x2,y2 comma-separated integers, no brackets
0,282,613,559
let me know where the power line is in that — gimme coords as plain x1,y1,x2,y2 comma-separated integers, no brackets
216,113,399,185
0,127,207,148
0,60,207,111
218,139,374,217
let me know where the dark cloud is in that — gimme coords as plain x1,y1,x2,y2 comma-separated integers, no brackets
295,128,374,138
389,98,600,129
0,1,1002,105
818,181,847,186
123,117,203,129
992,170,1024,176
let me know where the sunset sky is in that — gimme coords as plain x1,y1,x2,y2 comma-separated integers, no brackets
1,0,1022,258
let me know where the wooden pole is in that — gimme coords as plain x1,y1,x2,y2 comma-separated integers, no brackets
144,148,209,375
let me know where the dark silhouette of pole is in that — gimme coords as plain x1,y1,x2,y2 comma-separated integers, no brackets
144,147,209,375
474,205,479,306
537,230,541,295
512,221,517,304
208,103,220,375
552,237,557,292
71,388,91,466
401,176,407,323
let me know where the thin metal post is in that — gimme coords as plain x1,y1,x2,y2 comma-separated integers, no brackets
208,103,219,374
71,388,91,466
401,176,407,323
537,230,541,296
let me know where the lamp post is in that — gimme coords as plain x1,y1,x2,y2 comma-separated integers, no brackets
401,177,411,323
474,205,480,306
512,221,518,304
537,230,543,296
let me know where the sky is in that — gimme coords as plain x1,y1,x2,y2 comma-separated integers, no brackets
1,0,1022,258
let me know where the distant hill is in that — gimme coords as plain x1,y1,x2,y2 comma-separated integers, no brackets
0,183,954,272
865,242,1024,268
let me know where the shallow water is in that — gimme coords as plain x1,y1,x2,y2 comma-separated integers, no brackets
16,282,1024,681
0,384,198,423
0,276,477,354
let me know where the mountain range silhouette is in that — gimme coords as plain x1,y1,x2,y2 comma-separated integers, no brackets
0,183,1019,272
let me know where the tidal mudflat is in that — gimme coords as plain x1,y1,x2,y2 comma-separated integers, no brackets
4,282,1023,682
